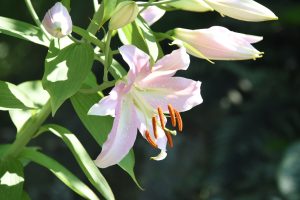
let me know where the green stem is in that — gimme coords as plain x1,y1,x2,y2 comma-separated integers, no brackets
103,30,113,82
24,0,51,40
73,26,105,50
137,0,179,6
3,100,52,159
79,80,116,94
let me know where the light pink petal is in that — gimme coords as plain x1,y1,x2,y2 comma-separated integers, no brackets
139,77,202,113
88,83,126,117
234,32,263,44
140,6,165,26
119,45,150,82
152,47,190,76
94,95,138,168
209,26,263,44
204,0,278,22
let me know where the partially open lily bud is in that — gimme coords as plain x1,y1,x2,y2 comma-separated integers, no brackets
204,0,278,22
109,1,139,30
42,2,72,38
173,26,263,61
168,0,213,12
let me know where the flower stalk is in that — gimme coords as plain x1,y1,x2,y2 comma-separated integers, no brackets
24,0,51,40
103,30,113,82
3,100,51,159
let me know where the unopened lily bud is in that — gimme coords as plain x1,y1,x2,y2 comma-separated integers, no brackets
173,26,263,61
109,1,139,30
42,2,72,38
204,0,278,22
168,0,213,12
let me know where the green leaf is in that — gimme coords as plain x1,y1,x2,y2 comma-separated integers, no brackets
118,17,162,62
0,158,24,200
21,191,31,200
42,42,94,115
0,144,10,157
109,58,127,79
39,124,115,200
0,16,49,46
0,81,35,111
100,0,118,25
9,81,50,132
136,17,163,61
19,149,100,200
70,91,142,189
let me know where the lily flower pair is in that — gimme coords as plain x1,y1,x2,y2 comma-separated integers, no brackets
89,45,202,168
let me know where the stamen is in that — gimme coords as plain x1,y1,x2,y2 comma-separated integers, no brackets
168,104,176,127
145,130,158,148
157,107,165,130
152,116,158,139
174,110,183,132
165,131,174,148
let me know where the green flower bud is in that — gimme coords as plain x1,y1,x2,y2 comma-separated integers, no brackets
109,1,139,30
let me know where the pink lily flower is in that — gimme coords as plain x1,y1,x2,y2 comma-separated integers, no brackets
173,26,263,61
88,45,202,168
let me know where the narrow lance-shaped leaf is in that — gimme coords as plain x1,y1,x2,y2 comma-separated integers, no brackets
19,149,100,200
42,41,94,115
0,81,35,111
0,158,24,200
0,16,49,46
39,124,115,200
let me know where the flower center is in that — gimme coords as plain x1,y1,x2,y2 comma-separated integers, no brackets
144,104,183,149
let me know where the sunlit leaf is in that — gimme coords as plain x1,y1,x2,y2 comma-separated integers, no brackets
9,81,50,132
0,16,49,46
42,42,94,115
0,81,34,111
0,158,24,200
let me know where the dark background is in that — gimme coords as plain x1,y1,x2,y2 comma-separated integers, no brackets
1,0,300,199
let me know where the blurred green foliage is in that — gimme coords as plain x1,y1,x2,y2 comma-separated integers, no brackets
0,0,299,199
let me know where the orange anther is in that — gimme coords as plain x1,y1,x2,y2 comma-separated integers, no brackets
168,104,176,127
145,130,158,148
157,107,165,130
174,110,183,132
152,116,158,139
165,131,174,148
